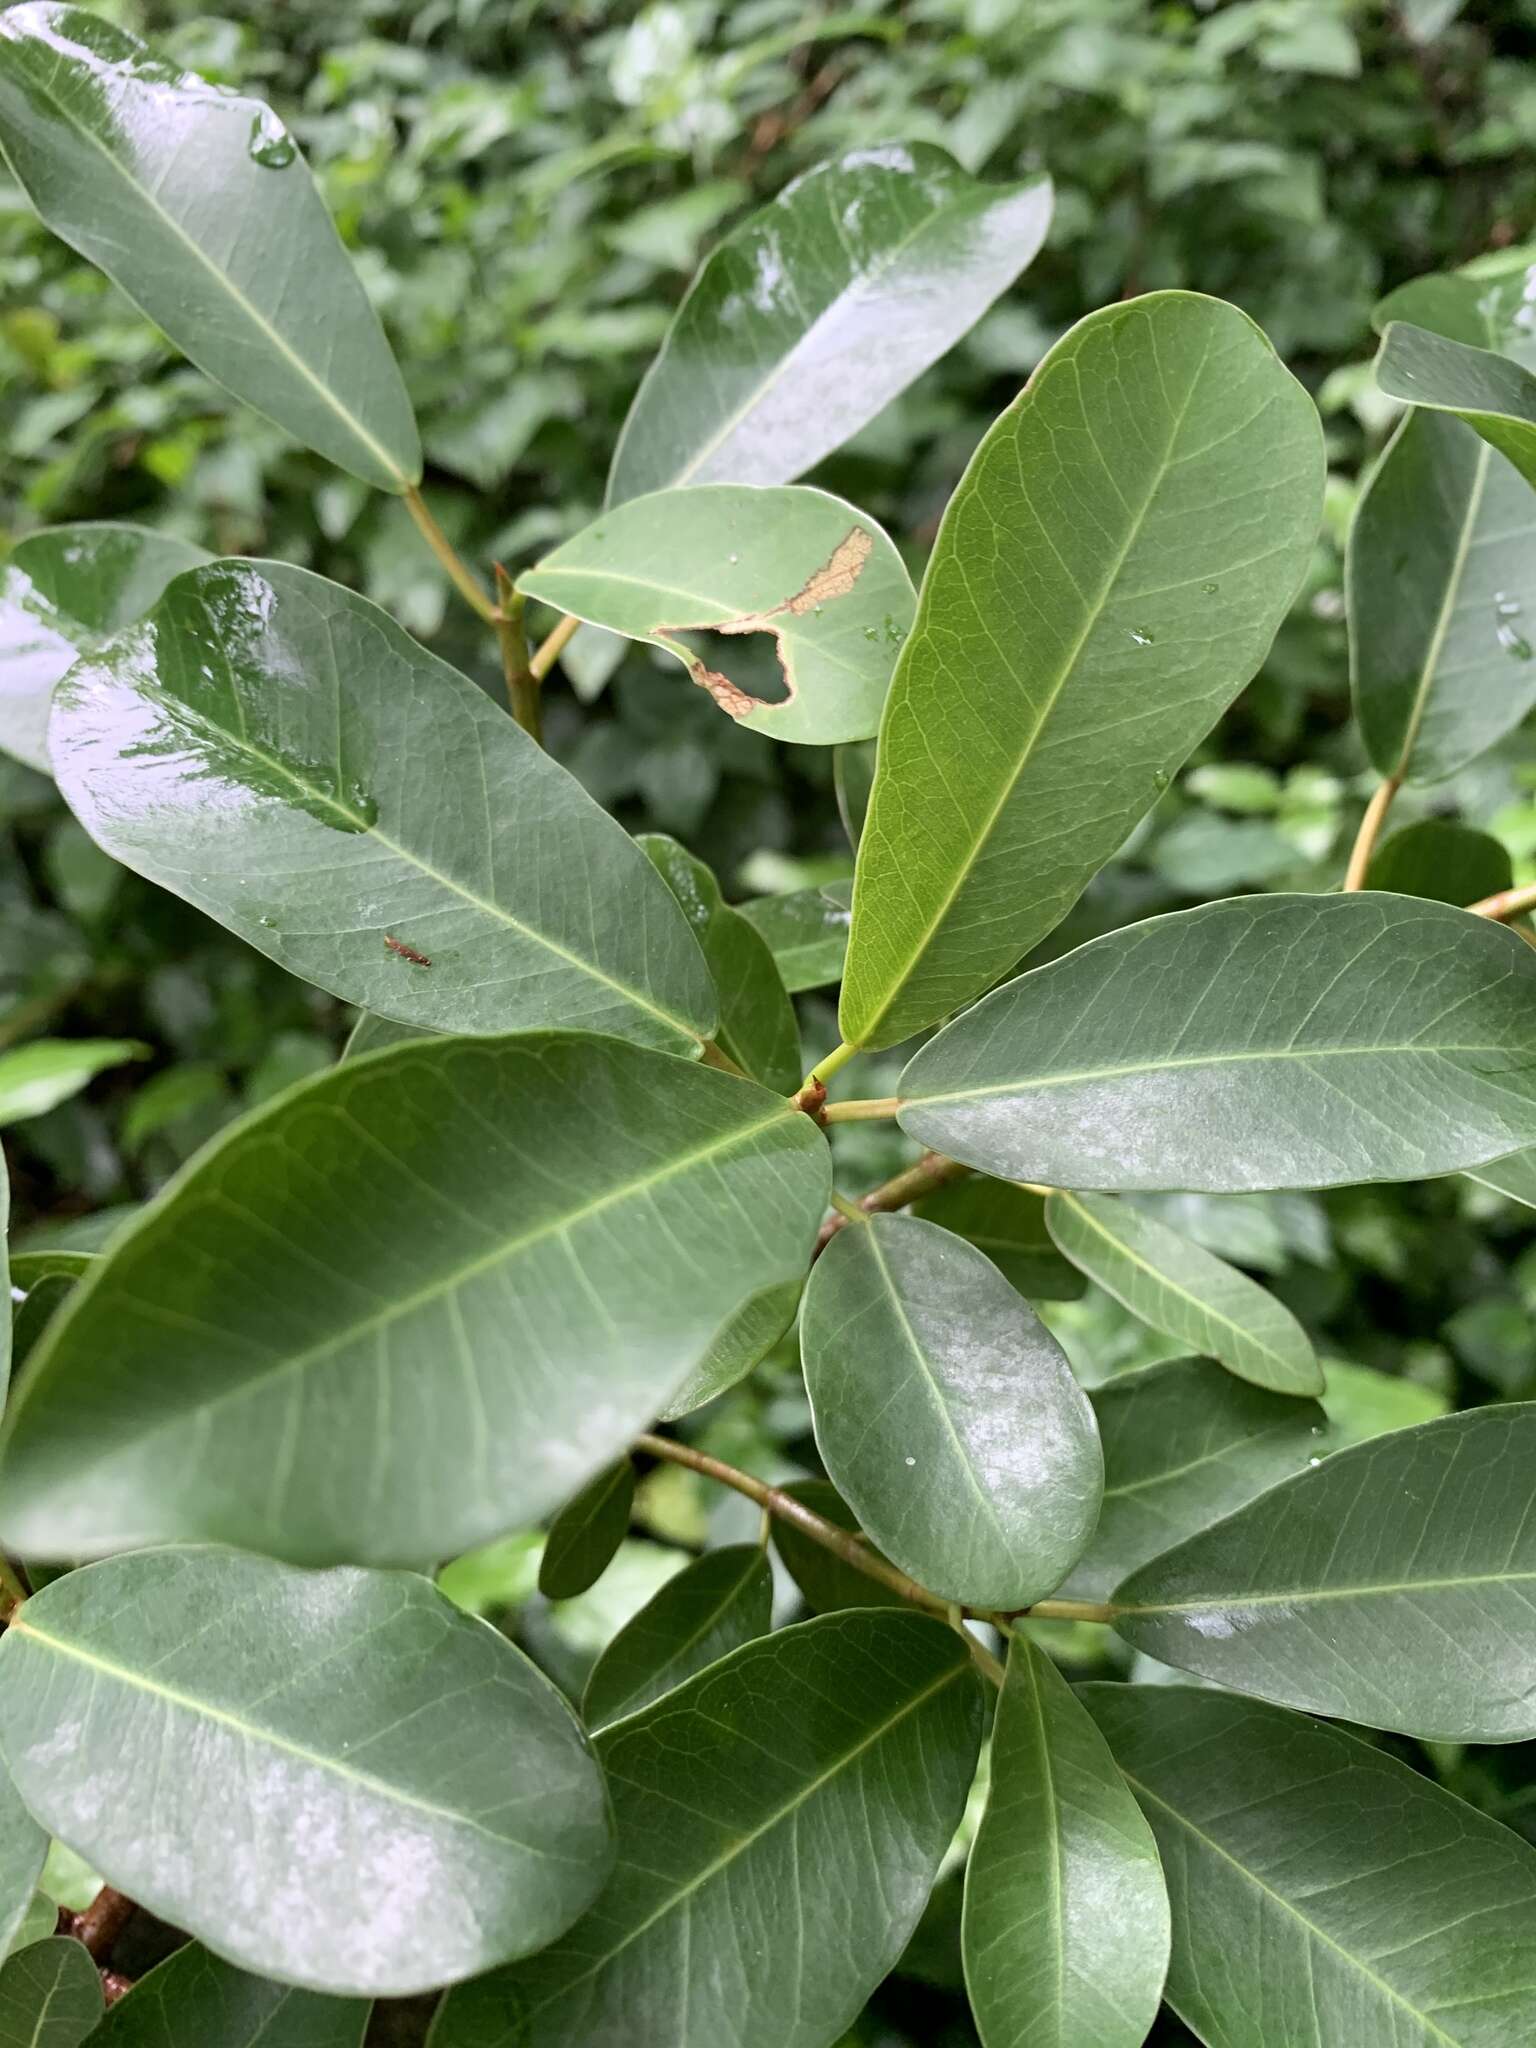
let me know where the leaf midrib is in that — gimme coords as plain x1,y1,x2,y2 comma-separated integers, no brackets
1118,1565,1536,1616
1393,435,1492,777
4,37,411,488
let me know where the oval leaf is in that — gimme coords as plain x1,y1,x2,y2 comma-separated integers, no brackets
1376,320,1536,490
1045,1190,1321,1394
0,523,209,774
658,1276,801,1420
608,143,1052,503
1059,1358,1328,1600
0,8,419,490
1365,818,1512,905
0,1549,611,1996
0,1938,101,2047
899,893,1536,1191
0,1034,829,1566
801,1215,1102,1608
89,1943,369,2047
429,1610,982,2048
963,1638,1169,2048
582,1542,772,1729
521,487,915,746
538,1460,636,1602
840,291,1324,1048
50,560,716,1054
1085,1684,1536,2047
1111,1403,1536,1740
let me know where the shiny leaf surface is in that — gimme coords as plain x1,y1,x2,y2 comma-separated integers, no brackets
429,1610,981,2048
0,1034,829,1566
801,1215,1102,1608
0,523,208,773
841,292,1324,1047
0,7,419,490
1086,1684,1536,2046
899,894,1536,1191
1112,1404,1536,1739
0,1938,100,2047
1376,320,1536,490
88,1943,370,2047
582,1542,772,1729
963,1637,1168,2048
1045,1190,1321,1393
538,1460,636,1602
0,1549,610,1996
608,143,1051,503
522,488,915,745
51,561,716,1053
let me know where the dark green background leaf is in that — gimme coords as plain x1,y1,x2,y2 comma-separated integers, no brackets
538,1460,635,1602
911,1177,1083,1300
88,1942,370,2047
0,1937,101,2048
768,1478,909,1614
1365,818,1512,904
582,1542,772,1729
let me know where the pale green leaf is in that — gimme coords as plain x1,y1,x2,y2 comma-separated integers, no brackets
1376,320,1536,490
582,1542,772,1729
0,1033,829,1566
899,894,1536,1191
538,1460,635,1602
734,884,851,993
1320,1357,1450,1448
0,1549,610,1996
51,561,717,1054
0,1762,45,1970
1468,1146,1536,1206
841,291,1324,1047
87,1942,369,2047
0,1041,145,1128
0,1938,100,2048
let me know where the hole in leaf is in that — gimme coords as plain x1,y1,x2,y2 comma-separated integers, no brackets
667,627,793,710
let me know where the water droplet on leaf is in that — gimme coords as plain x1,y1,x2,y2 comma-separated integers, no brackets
1128,627,1154,647
247,112,296,169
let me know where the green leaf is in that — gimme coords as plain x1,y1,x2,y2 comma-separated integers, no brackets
521,488,915,746
87,1943,369,2047
1084,1684,1536,2047
582,1542,772,1729
0,1938,101,2047
1376,320,1536,490
51,560,716,1054
767,1479,908,1613
735,884,851,993
1045,1190,1321,1394
3,1896,53,1965
657,1278,801,1420
0,8,419,491
1365,818,1512,904
0,1548,610,1996
342,1011,432,1061
963,1638,1168,2048
1349,410,1536,784
607,144,1052,503
1058,1357,1328,1600
801,1214,1101,1608
899,893,1536,1191
0,1033,829,1566
0,1153,9,1413
429,1610,982,2048
840,292,1324,1048
0,523,209,774
1371,271,1490,344
911,1177,1084,1300
639,835,799,1091
1111,1403,1536,1740
0,1763,46,1968
1319,1356,1450,1448
538,1460,636,1601
1467,1145,1536,1205
0,1040,145,1128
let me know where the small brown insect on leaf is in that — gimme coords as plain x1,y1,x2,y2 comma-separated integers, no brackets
384,933,432,967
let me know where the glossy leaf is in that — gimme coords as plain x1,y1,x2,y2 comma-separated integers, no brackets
657,1277,801,1420
768,1478,908,1613
51,560,716,1053
1349,409,1536,784
429,1610,982,2048
0,1033,829,1566
0,1040,145,1127
0,1938,101,2047
0,8,418,490
841,291,1324,1048
1376,320,1536,489
639,835,799,1091
801,1215,1101,1608
899,893,1536,1191
1085,1684,1536,2047
522,488,915,746
0,1548,610,1996
1059,1358,1328,1600
1112,1403,1536,1740
538,1460,636,1601
0,1763,45,1969
735,884,851,993
1045,1190,1321,1394
88,1943,369,2047
1365,818,1512,904
911,1177,1083,1300
963,1638,1168,2048
0,523,209,773
608,143,1052,503
583,1542,772,1729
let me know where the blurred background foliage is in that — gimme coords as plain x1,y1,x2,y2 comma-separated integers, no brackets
6,6,1536,2036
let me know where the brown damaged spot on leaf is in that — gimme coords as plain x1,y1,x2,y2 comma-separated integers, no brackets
661,526,874,719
